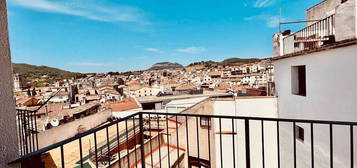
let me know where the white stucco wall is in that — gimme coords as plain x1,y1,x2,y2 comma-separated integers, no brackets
38,109,112,148
213,97,278,168
274,44,357,168
335,0,357,41
306,0,340,22
0,1,19,167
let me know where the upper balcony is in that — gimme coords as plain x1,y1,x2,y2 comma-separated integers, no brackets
281,15,335,55
273,0,357,57
9,110,357,168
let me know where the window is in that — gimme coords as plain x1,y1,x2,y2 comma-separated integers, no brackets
200,117,211,129
295,125,304,142
291,65,306,96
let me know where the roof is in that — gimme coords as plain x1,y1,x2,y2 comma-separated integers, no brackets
127,80,140,86
162,78,178,85
129,85,144,91
46,101,100,119
16,97,40,106
130,144,185,168
106,98,141,112
25,102,68,115
214,82,230,91
165,97,208,110
209,71,222,76
67,101,100,116
273,38,357,61
175,84,195,91
54,91,69,97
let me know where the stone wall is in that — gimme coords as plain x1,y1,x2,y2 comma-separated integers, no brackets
0,0,20,167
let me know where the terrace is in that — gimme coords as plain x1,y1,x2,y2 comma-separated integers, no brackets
10,110,357,168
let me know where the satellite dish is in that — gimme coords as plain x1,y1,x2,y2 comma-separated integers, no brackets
51,119,60,127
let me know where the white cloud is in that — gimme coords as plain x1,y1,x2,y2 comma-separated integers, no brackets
254,0,276,8
244,14,284,28
70,62,112,67
9,0,148,23
144,48,162,53
176,47,206,54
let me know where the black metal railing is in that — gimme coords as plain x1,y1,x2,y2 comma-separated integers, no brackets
283,15,335,55
16,87,65,156
17,109,39,155
10,112,356,168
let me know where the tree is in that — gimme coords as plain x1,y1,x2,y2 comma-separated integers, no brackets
117,78,125,85
27,89,31,97
31,88,37,97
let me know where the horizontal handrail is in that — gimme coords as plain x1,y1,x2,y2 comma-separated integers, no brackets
142,111,357,125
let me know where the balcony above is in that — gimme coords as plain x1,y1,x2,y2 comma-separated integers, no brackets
273,0,357,57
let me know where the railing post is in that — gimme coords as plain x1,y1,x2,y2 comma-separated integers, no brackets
139,113,146,168
245,119,251,168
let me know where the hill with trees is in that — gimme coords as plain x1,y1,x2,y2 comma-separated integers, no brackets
13,63,86,87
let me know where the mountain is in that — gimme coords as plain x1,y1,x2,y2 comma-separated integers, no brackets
187,58,260,68
149,62,183,70
13,63,86,86
221,58,260,65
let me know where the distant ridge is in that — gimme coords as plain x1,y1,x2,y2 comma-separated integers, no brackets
149,62,183,70
221,57,260,64
187,58,260,67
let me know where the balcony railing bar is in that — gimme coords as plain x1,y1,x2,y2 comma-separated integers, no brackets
132,116,138,168
351,125,354,168
277,121,281,168
330,123,333,168
232,118,236,168
175,114,180,166
94,131,99,168
166,113,171,167
293,121,297,168
261,120,265,168
208,117,212,167
311,123,314,168
125,118,130,168
148,114,153,167
156,114,162,168
196,116,200,161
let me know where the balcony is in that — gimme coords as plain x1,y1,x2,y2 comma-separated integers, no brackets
10,110,357,168
281,15,335,55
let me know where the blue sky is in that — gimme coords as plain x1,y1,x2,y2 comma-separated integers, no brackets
8,0,321,73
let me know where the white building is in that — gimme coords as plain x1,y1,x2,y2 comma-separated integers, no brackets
273,0,357,167
13,73,24,92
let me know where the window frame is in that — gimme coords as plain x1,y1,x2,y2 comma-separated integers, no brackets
200,117,211,129
295,125,305,142
291,65,306,96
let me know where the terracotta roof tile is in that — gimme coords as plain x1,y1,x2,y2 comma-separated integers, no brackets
106,98,141,112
